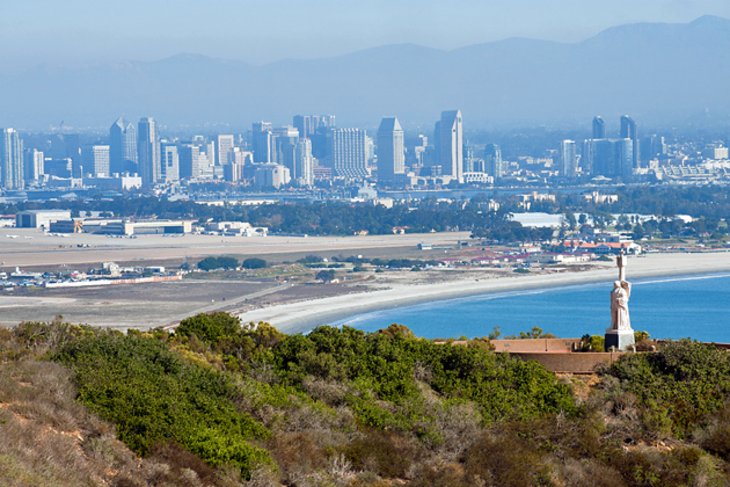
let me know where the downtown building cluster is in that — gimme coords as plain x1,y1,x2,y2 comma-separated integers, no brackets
0,110,471,191
4,111,730,193
557,115,668,180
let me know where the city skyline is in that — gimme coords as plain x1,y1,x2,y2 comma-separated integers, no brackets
2,110,722,191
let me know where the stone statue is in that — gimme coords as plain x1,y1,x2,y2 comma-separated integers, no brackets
610,280,632,330
605,252,635,351
610,254,632,330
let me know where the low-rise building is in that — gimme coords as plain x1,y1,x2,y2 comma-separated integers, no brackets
16,209,72,229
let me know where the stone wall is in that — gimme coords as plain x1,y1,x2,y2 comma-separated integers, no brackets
510,351,625,373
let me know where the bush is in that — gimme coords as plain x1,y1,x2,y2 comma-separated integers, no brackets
316,270,336,282
54,331,271,478
606,340,730,437
297,255,324,264
176,312,242,344
197,256,239,271
242,258,268,269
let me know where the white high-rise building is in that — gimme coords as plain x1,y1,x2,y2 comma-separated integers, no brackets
24,148,44,183
1,128,23,190
137,117,161,186
294,138,314,186
377,117,405,184
217,134,235,166
559,140,578,178
436,110,463,182
161,143,180,182
82,145,111,176
328,128,367,179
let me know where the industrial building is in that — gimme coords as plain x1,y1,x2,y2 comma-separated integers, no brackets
49,218,193,236
16,209,72,228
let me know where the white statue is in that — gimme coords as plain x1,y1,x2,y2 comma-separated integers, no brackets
605,253,635,351
611,279,632,330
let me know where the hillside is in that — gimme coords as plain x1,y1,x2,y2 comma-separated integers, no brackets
2,16,730,128
1,314,730,485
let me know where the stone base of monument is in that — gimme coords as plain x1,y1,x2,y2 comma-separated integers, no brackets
605,329,635,352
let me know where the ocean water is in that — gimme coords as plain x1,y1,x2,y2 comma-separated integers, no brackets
334,274,730,342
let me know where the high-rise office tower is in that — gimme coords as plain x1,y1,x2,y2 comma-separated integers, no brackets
328,128,367,179
1,128,23,190
161,143,180,182
376,117,405,184
109,117,137,175
216,135,235,166
274,127,299,178
203,141,215,178
24,148,44,183
584,138,633,179
484,144,502,180
293,115,314,139
436,110,463,182
592,116,606,139
178,144,201,179
620,115,640,168
294,138,314,186
81,145,111,176
559,140,578,178
642,135,668,162
137,117,161,186
251,122,274,162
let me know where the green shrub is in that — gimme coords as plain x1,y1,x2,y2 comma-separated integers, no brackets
176,312,242,344
606,340,730,437
242,258,267,269
54,331,271,479
197,256,239,271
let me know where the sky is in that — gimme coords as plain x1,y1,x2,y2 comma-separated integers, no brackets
2,0,730,69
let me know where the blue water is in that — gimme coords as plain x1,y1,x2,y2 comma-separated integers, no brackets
334,274,730,342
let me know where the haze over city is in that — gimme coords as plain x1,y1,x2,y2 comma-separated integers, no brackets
4,1,730,128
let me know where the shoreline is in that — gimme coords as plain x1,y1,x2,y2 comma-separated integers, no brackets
238,251,730,334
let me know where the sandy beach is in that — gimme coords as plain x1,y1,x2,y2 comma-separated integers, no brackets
238,251,730,333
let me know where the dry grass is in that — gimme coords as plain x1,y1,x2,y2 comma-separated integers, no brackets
0,360,245,487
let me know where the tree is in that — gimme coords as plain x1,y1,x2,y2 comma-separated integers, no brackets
177,312,242,344
242,258,267,269
197,256,239,271
316,269,336,282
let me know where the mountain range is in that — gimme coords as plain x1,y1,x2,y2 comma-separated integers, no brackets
2,15,730,130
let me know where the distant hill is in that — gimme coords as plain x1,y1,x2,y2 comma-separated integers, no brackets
3,15,730,130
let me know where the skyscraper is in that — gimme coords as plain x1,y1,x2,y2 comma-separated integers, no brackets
620,115,640,168
137,117,161,186
294,138,314,186
109,117,137,175
328,128,367,179
24,148,44,183
81,145,111,176
376,117,405,184
1,128,23,190
216,134,235,166
436,110,463,182
584,138,633,179
178,144,201,179
251,122,274,163
161,143,180,182
272,127,299,181
559,140,578,178
484,144,502,180
592,116,606,139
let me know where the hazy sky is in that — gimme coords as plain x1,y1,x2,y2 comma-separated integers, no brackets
3,0,730,68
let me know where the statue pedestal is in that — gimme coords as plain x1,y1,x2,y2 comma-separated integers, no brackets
605,329,635,352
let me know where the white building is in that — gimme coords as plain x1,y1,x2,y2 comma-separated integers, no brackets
254,164,291,189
